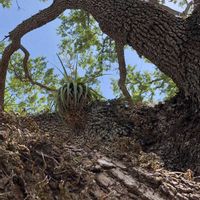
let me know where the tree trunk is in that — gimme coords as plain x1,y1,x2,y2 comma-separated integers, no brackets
1,1,200,198
81,0,200,107
1,104,200,200
0,0,200,200
1,0,200,109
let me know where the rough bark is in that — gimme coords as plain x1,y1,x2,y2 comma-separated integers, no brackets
1,103,200,200
82,0,200,106
1,0,200,109
77,0,200,107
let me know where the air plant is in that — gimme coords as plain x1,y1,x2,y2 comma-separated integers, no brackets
56,81,101,117
55,54,103,128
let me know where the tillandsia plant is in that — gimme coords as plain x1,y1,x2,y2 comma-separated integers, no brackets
56,80,101,117
55,54,103,130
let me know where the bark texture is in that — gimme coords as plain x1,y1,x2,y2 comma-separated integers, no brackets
1,0,200,109
82,0,200,106
0,100,200,199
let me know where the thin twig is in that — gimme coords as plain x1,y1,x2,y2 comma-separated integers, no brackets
35,150,59,165
1,35,9,42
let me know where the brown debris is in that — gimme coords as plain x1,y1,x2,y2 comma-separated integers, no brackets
0,99,200,199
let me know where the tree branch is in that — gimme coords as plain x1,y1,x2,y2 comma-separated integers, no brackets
0,0,80,109
15,0,21,10
19,45,56,92
84,0,188,90
115,42,133,105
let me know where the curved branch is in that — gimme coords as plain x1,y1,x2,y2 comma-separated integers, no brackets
19,45,56,92
115,42,133,105
83,0,187,90
8,0,74,41
0,0,80,109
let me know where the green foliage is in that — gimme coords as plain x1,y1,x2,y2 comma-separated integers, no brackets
58,9,178,104
152,69,178,99
0,42,5,53
0,0,11,8
56,54,103,117
1,1,183,114
5,52,59,113
112,65,178,103
58,10,116,85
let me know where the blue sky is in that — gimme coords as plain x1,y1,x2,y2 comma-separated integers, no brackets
0,0,183,100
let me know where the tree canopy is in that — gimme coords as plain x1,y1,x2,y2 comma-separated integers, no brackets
0,0,195,113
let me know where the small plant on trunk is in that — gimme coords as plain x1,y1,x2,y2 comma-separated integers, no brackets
56,54,102,131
